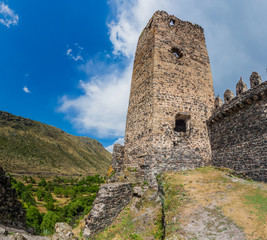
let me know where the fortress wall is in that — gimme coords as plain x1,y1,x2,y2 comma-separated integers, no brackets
208,80,267,182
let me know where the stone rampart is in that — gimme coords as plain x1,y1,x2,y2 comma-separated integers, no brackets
0,167,26,229
83,182,132,238
208,73,267,181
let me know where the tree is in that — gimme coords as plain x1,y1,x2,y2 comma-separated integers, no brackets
40,211,61,234
36,188,45,201
21,190,36,206
38,178,47,187
26,206,43,234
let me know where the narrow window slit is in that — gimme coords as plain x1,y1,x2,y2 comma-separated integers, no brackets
174,119,186,132
170,19,175,26
171,47,183,59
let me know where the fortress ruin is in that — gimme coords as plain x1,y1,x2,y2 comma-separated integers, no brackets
84,10,267,238
113,10,267,184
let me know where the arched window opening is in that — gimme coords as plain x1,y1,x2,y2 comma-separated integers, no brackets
174,119,186,132
171,47,183,59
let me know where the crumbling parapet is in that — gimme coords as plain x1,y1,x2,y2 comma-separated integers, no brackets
250,72,262,88
210,72,266,119
214,95,223,109
236,77,247,96
224,89,234,104
208,74,267,182
83,182,133,239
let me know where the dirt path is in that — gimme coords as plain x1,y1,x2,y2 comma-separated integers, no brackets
163,167,267,240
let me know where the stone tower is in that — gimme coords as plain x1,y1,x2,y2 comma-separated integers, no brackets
124,11,215,184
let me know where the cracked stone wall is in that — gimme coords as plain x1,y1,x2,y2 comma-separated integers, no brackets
208,78,267,182
124,11,215,184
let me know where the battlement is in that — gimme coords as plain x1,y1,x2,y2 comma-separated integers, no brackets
208,72,267,181
209,72,267,125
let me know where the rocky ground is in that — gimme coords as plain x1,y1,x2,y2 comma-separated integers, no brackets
0,223,78,240
90,167,266,240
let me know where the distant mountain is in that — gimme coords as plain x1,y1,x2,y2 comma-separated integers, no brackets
0,111,112,176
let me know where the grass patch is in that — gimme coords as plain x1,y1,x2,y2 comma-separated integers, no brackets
244,190,267,221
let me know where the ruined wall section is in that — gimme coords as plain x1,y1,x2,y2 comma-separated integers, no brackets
124,16,156,177
208,76,267,182
150,12,215,174
83,182,132,238
0,167,26,229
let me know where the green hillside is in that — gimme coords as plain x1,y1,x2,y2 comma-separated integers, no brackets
0,111,112,176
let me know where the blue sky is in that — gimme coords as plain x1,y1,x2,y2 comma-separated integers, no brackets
0,0,267,152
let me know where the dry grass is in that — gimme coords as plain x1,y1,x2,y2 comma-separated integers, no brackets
164,167,267,240
0,110,112,176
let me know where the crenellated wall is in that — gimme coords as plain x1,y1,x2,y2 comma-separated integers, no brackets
208,73,267,182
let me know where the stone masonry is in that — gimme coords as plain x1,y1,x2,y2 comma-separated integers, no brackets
0,166,26,229
123,11,215,184
85,10,266,238
110,144,125,182
208,74,267,182
83,182,132,238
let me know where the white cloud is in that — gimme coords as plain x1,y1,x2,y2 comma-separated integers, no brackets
60,0,267,139
66,45,84,61
23,86,31,93
108,0,267,92
66,49,72,55
59,64,131,137
105,137,124,153
108,0,173,58
0,2,18,28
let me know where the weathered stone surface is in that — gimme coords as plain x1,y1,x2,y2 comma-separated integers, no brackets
0,167,27,229
83,182,132,238
250,72,262,88
110,144,125,182
0,226,8,235
208,80,267,182
214,95,223,109
224,89,234,103
51,223,77,240
124,10,215,185
9,233,27,240
0,224,48,240
236,77,247,96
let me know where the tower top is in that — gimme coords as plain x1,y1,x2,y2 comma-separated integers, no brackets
145,10,204,33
